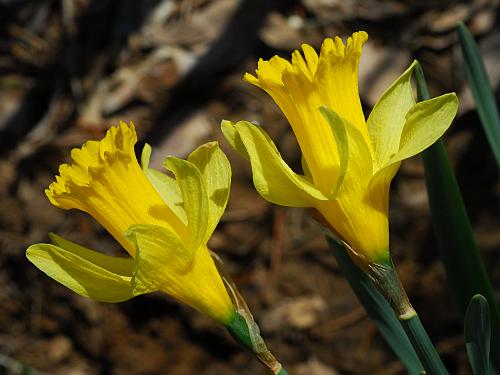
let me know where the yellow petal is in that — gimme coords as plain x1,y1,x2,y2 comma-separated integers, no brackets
187,142,231,241
244,56,292,89
316,107,388,261
301,155,312,178
318,107,348,195
280,54,340,191
26,243,133,302
388,93,459,165
316,32,368,133
224,120,330,207
48,233,134,276
221,119,249,159
367,61,417,169
126,224,234,324
45,122,185,256
317,198,390,264
141,143,187,225
164,156,209,255
364,162,400,244
301,43,319,76
319,107,373,194
364,92,458,255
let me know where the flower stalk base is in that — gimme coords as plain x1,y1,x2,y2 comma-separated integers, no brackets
212,252,288,374
227,312,287,375
364,254,449,375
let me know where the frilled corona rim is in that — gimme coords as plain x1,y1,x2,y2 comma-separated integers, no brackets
244,31,368,88
46,122,137,205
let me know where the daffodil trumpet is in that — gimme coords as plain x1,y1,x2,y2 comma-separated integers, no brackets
26,123,287,375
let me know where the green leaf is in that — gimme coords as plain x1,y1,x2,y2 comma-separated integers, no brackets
457,22,500,168
465,295,492,375
326,237,424,374
416,62,500,373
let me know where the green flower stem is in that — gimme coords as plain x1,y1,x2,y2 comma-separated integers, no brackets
326,235,447,374
227,311,288,375
399,313,450,375
365,257,449,375
365,254,448,375
326,236,424,374
212,253,289,374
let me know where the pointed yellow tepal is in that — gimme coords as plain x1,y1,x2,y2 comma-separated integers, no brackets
225,31,458,264
27,123,235,325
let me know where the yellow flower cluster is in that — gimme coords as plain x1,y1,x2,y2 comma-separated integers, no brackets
27,31,458,328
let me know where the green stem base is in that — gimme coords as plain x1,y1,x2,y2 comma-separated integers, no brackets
227,311,288,375
369,259,449,375
400,314,449,375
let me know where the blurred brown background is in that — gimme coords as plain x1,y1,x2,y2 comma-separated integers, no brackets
1,0,500,374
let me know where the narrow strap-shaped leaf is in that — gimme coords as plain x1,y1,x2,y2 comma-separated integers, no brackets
457,22,500,168
465,295,492,375
326,237,424,374
416,62,500,373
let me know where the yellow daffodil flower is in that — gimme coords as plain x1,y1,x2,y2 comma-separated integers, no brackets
222,31,458,265
27,122,235,324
